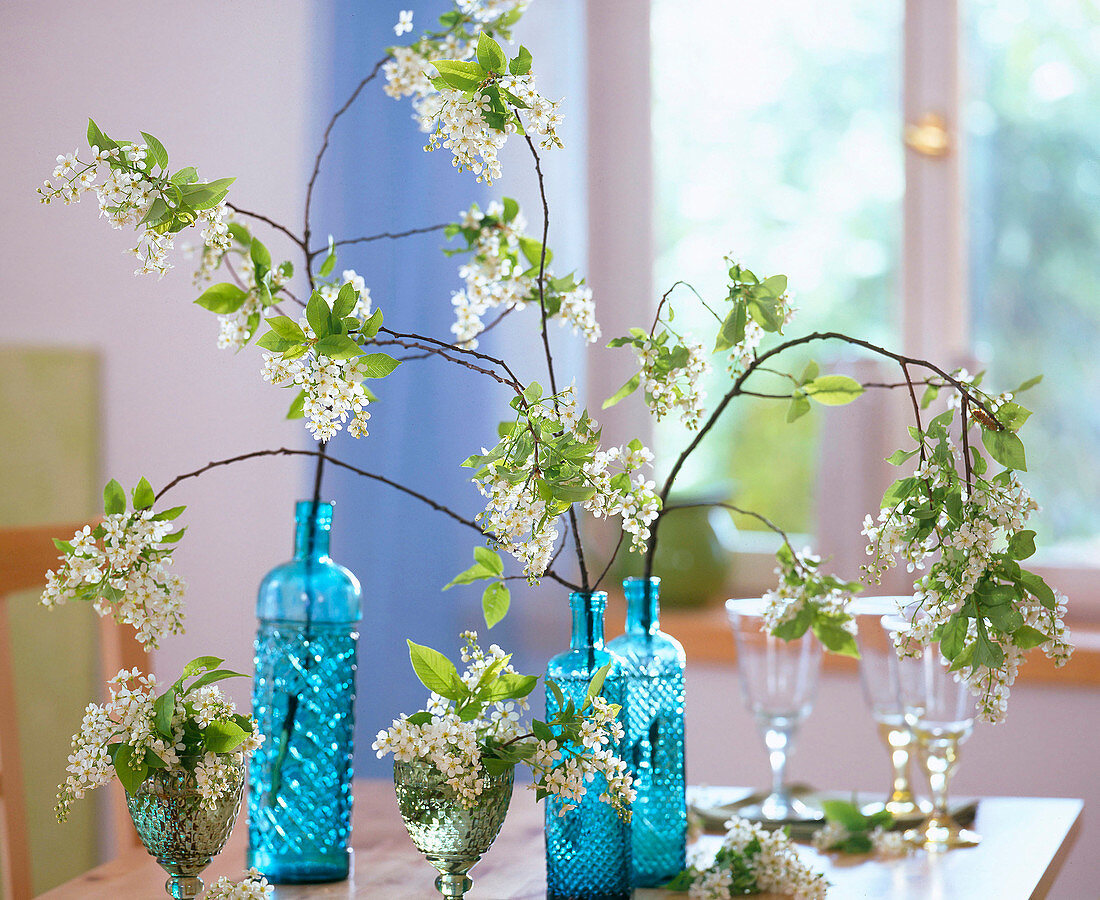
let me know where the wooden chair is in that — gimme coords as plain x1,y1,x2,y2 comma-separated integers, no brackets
0,523,145,900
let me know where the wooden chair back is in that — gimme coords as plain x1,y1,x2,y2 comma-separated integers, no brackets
0,523,145,900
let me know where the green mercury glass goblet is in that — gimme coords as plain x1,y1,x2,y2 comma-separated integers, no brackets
394,758,515,899
125,759,245,899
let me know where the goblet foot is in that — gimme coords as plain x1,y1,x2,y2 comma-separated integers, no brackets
861,796,932,818
904,814,980,851
164,874,203,899
738,791,822,823
435,872,473,898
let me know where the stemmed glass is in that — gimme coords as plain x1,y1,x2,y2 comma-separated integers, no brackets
726,598,823,822
884,615,981,850
852,597,927,818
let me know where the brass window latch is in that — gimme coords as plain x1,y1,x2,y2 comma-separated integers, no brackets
904,113,952,157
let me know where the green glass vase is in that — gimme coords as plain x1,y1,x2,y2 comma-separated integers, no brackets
125,760,245,899
393,758,515,899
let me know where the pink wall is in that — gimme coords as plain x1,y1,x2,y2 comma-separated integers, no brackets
0,1,314,698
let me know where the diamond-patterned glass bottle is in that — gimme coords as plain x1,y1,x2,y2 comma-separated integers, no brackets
545,591,631,900
608,577,687,887
248,500,361,883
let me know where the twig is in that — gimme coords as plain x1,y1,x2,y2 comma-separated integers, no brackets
225,202,306,250
322,222,449,254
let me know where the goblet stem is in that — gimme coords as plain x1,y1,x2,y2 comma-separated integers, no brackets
765,724,794,801
165,874,203,900
435,873,473,898
926,746,955,822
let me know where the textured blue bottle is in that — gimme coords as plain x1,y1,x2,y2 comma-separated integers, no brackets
608,577,687,887
248,501,361,883
545,591,631,900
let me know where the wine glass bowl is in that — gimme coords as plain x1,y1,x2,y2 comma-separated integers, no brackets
852,596,928,818
883,615,981,851
726,598,823,823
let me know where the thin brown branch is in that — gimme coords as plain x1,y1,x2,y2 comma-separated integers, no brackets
321,222,449,254
303,57,389,275
591,530,625,594
226,202,306,250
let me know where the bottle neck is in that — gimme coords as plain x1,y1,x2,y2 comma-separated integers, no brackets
624,577,661,634
569,591,608,652
293,500,333,560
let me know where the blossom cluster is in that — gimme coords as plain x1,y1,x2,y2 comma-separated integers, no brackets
42,510,186,649
637,335,711,428
471,386,658,577
205,869,274,900
811,820,908,857
447,200,599,348
39,133,231,277
680,816,827,900
373,632,634,820
862,414,1073,722
57,663,262,821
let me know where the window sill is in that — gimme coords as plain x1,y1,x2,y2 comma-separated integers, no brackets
604,596,1100,688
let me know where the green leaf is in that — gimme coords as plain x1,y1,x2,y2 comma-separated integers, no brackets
773,603,815,641
502,197,520,222
184,177,235,211
759,273,788,297
476,32,507,73
1017,569,1056,609
586,662,612,702
287,390,306,420
153,691,176,739
318,236,336,278
1013,624,1051,650
113,744,148,795
103,479,126,515
812,620,859,657
87,118,115,151
152,505,186,522
332,283,359,318
266,315,307,343
183,656,223,678
822,799,867,832
1014,374,1043,394
407,640,466,701
194,282,248,314
361,308,383,339
256,331,294,353
482,582,510,629
886,448,919,466
52,538,74,553
986,602,1024,635
982,429,1027,471
360,353,401,378
203,719,248,753
798,360,820,385
247,238,270,273
1008,530,1037,560
139,132,169,169
786,393,811,423
603,373,641,410
940,614,967,661
315,334,362,360
519,236,550,267
803,375,864,406
132,477,155,511
713,303,747,352
160,528,186,544
473,547,504,575
443,562,493,590
482,672,538,702
509,45,533,76
187,669,246,693
996,402,1032,432
306,293,333,338
881,477,919,508
432,59,487,91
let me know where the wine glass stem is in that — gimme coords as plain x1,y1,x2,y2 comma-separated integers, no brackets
765,726,794,799
887,728,914,802
925,750,955,819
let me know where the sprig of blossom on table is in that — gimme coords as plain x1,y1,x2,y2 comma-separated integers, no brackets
444,198,598,348
255,284,399,440
42,477,186,649
861,380,1073,723
56,657,262,821
205,869,273,900
666,816,826,900
38,119,232,277
460,383,658,579
373,632,634,819
809,800,908,857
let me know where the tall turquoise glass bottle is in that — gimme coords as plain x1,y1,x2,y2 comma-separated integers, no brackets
545,591,631,900
248,500,361,883
608,577,686,887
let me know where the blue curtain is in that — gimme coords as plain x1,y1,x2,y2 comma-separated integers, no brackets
313,1,535,774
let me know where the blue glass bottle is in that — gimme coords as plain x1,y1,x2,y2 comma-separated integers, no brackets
608,577,687,887
545,591,631,900
248,500,361,883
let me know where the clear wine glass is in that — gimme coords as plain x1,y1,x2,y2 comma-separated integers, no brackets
726,598,823,822
883,615,981,851
852,596,928,818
